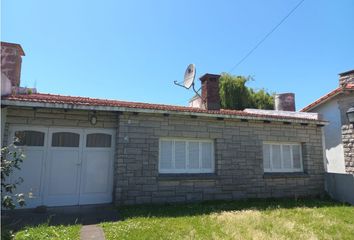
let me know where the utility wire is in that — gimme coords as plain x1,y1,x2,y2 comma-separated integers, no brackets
228,0,305,73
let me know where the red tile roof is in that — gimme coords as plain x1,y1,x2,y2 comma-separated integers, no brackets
2,93,322,122
301,84,354,112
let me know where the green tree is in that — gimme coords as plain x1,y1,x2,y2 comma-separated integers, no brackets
1,141,25,209
219,73,274,110
219,73,252,110
249,88,274,110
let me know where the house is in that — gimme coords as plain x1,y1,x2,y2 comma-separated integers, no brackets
1,42,327,208
301,71,354,174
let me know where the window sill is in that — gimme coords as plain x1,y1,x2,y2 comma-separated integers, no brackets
158,173,218,181
263,172,309,179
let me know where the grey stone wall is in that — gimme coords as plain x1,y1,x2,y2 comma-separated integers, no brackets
116,112,325,205
338,96,354,174
342,124,354,174
3,107,326,205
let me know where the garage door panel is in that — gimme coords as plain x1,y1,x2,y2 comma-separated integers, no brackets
13,150,44,196
8,126,115,208
47,150,80,196
82,151,111,194
11,149,45,207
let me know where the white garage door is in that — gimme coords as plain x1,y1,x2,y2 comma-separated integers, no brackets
9,126,115,208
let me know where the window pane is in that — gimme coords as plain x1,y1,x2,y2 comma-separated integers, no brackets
282,145,292,169
272,145,282,169
201,142,213,169
52,132,80,147
175,141,186,169
188,142,200,169
263,144,271,169
86,133,112,148
15,131,45,146
292,145,301,169
160,140,173,169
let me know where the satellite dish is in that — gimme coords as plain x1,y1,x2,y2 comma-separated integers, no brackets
174,64,196,89
183,64,196,89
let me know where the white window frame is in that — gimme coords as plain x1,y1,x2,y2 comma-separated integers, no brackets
159,138,215,174
263,141,303,173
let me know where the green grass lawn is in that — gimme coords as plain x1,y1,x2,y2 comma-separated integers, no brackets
101,198,354,240
5,198,354,240
4,224,81,240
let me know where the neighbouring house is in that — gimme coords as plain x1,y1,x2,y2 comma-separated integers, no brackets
1,42,327,208
301,71,354,174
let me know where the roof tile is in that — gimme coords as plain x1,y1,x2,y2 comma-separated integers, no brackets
2,93,322,122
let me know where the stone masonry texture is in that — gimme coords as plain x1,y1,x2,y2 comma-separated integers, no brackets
4,107,325,206
115,112,324,205
342,124,354,174
338,95,354,174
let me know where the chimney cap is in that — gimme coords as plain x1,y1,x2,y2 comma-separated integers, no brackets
1,41,25,56
199,73,221,82
339,69,354,77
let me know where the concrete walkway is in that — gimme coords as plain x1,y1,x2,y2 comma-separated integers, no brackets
80,224,106,240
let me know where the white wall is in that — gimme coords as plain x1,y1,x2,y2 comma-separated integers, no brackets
312,98,346,173
189,96,202,108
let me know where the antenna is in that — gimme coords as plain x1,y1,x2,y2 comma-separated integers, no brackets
174,64,195,89
174,64,201,98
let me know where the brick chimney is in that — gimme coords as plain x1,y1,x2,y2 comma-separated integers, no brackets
274,93,296,111
1,42,25,87
339,69,354,87
200,73,221,110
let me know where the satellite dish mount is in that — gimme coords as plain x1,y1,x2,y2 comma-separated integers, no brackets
174,64,201,98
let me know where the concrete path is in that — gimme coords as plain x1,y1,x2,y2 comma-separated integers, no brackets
80,224,106,240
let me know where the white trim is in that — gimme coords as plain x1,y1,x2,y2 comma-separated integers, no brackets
159,138,215,174
263,142,303,173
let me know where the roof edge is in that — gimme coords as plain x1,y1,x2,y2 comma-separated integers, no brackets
300,89,342,112
2,99,328,125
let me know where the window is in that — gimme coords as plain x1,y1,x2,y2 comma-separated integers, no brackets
15,131,45,146
52,132,80,147
86,133,112,148
263,142,303,172
159,139,214,174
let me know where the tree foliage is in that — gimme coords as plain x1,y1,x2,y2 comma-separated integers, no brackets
219,73,274,110
1,141,26,209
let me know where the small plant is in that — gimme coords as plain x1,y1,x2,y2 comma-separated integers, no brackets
27,88,33,95
1,140,26,209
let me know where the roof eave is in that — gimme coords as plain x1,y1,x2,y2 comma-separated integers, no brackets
300,91,342,112
1,99,328,125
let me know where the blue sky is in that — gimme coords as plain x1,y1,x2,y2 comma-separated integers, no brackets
2,0,354,109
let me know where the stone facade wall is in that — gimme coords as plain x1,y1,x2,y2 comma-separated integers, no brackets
338,95,354,174
342,124,354,174
3,107,326,205
116,112,325,205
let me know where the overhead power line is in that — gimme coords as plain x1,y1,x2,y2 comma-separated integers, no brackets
228,0,306,73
